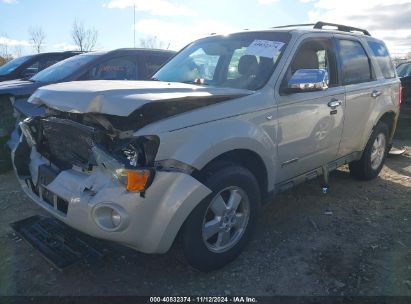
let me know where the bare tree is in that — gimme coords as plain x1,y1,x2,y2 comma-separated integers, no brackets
14,45,23,57
29,26,46,53
139,36,168,49
71,20,98,51
0,33,10,59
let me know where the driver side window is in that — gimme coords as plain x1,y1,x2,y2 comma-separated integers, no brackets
285,38,338,88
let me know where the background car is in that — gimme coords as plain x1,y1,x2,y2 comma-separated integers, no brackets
10,48,175,117
0,51,82,82
0,48,175,172
397,61,411,104
393,61,411,142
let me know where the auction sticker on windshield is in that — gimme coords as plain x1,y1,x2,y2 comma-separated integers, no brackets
245,40,285,58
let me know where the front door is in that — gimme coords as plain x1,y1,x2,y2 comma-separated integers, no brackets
275,36,345,182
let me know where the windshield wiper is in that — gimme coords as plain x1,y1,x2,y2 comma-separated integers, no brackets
150,77,160,81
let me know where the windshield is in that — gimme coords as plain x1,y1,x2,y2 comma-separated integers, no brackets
153,32,290,90
31,54,97,82
0,55,33,76
397,63,411,77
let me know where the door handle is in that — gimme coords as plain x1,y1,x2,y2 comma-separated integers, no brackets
371,90,382,98
328,99,342,108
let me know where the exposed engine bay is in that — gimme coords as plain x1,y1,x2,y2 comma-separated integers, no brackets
17,110,160,173
14,81,252,195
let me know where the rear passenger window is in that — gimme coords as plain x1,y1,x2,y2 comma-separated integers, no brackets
338,40,373,85
87,57,138,80
367,41,396,79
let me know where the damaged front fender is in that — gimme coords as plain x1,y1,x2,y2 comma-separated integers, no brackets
13,141,212,253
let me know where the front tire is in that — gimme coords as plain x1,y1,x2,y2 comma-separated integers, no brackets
349,122,389,180
180,163,260,271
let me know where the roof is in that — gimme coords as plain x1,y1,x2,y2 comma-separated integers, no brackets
28,51,84,57
207,21,381,42
107,48,176,55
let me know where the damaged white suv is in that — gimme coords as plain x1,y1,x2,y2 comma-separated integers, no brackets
13,22,401,271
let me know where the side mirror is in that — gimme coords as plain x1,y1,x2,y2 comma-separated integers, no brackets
286,69,329,93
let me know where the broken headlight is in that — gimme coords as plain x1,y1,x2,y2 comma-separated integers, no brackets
93,136,159,193
114,135,160,168
93,145,154,193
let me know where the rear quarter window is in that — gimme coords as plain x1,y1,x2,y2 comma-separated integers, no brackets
367,40,396,79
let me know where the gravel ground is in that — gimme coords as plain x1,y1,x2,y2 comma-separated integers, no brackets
0,140,410,297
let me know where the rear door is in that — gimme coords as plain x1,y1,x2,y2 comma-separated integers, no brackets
276,35,345,182
335,37,386,156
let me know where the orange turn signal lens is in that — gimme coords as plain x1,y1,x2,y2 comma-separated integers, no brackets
125,170,150,192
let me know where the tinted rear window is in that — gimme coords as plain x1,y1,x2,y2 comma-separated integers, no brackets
338,39,373,85
367,41,396,79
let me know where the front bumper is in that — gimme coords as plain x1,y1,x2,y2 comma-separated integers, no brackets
13,144,211,254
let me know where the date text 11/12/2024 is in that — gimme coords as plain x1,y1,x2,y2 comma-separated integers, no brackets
149,296,258,303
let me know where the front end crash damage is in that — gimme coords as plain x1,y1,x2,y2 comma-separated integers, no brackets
13,112,212,253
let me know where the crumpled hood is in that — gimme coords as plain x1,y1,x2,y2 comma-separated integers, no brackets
29,80,253,117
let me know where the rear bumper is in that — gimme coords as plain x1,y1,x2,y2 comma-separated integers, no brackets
13,144,211,254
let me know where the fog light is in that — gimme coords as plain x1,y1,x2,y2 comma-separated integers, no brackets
93,204,128,232
111,209,121,227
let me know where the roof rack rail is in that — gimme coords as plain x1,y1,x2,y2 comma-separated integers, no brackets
272,23,315,29
314,21,371,36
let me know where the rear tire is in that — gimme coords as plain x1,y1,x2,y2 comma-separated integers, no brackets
180,162,260,271
349,122,389,180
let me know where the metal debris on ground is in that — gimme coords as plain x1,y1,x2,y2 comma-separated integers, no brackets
308,217,319,231
403,280,411,290
388,145,406,156
397,240,407,248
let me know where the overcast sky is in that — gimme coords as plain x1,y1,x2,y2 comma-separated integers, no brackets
1,0,410,56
